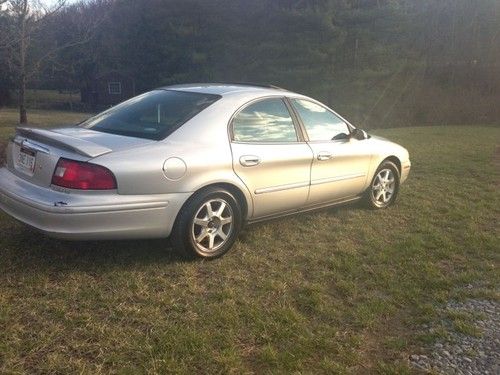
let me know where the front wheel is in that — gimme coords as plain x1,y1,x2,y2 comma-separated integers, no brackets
365,161,400,209
171,187,242,259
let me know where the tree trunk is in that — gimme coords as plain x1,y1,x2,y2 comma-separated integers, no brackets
354,38,359,68
18,0,28,124
19,73,27,124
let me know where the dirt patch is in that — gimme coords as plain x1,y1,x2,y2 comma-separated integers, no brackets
493,146,500,167
354,314,415,373
493,146,500,187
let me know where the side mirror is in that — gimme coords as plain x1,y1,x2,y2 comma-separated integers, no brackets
350,128,368,140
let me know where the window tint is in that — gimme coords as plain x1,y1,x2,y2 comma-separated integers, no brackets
232,98,298,142
291,99,350,141
81,90,220,140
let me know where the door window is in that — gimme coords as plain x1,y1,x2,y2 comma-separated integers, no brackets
232,98,298,142
291,99,350,141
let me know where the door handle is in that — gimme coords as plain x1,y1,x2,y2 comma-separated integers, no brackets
317,151,332,161
240,155,261,167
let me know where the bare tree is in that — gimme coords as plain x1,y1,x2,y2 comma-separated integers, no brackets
0,1,68,123
0,0,101,124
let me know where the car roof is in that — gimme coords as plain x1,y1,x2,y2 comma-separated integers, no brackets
161,83,290,96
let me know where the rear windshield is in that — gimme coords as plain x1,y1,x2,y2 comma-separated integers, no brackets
80,89,221,140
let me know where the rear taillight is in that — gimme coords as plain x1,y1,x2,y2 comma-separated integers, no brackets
51,158,117,190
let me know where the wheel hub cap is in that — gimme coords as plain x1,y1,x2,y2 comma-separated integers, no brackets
207,217,221,231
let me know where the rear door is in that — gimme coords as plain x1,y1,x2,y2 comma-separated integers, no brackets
289,98,372,205
229,97,313,218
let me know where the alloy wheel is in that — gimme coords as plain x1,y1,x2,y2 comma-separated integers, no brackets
371,168,396,205
191,198,234,253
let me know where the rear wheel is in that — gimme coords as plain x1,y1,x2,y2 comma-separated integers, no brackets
171,187,242,259
365,161,400,209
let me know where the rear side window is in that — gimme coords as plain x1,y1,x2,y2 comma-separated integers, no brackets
232,98,298,142
81,90,221,140
291,99,350,141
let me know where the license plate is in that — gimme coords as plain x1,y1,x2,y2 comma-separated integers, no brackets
17,148,36,173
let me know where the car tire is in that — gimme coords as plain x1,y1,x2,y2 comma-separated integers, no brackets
171,186,242,259
365,160,400,209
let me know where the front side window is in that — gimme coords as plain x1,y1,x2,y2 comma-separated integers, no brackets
232,98,298,142
81,90,221,140
291,99,350,141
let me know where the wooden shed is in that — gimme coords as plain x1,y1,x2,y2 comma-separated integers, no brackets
81,71,136,108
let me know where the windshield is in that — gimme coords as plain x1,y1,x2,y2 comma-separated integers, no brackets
80,89,221,140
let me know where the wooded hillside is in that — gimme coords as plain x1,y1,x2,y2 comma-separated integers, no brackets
1,0,499,127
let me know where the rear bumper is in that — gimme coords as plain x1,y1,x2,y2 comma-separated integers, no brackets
0,167,190,240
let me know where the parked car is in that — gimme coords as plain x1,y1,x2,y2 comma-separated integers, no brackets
0,83,411,258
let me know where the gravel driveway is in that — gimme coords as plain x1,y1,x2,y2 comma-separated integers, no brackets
410,297,499,374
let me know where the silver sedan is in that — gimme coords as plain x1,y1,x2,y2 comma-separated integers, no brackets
0,84,411,258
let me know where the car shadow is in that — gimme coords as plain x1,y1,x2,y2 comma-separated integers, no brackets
0,225,189,277
0,202,365,277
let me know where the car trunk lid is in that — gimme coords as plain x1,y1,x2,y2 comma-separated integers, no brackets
16,127,113,158
6,126,154,188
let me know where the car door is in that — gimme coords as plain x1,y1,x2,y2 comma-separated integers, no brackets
230,97,313,218
289,98,372,206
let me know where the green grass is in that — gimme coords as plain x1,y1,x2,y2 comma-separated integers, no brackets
0,108,91,161
0,110,499,373
23,89,80,110
0,107,90,137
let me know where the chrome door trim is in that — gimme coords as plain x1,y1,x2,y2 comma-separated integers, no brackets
311,173,365,186
254,181,309,195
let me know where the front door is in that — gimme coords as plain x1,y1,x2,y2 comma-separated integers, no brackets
289,98,372,206
230,97,313,218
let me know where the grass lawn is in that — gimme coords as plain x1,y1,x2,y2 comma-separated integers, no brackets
0,109,498,373
23,89,80,110
0,107,91,140
0,108,91,163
